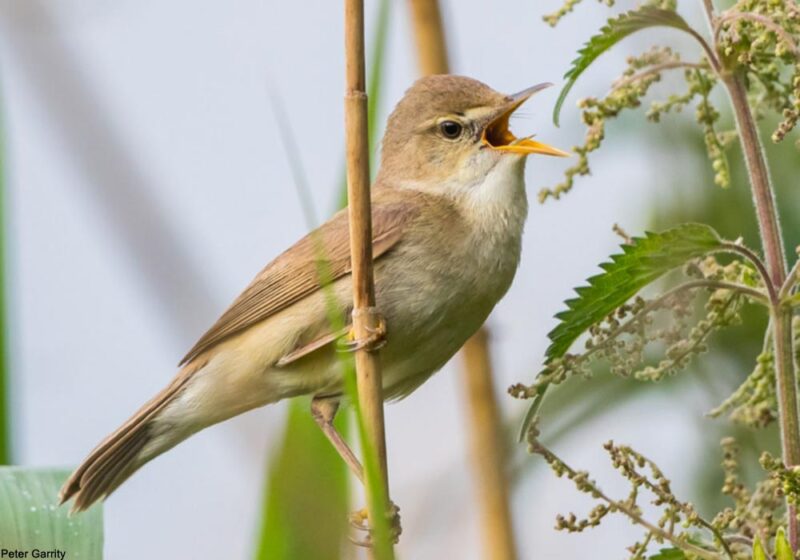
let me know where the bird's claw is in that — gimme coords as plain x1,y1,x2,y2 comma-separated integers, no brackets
338,309,387,353
348,503,402,547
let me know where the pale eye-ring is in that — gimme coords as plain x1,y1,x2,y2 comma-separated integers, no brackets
439,120,463,140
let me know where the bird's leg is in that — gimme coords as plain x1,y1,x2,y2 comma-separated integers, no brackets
310,396,402,546
337,307,387,353
310,397,364,483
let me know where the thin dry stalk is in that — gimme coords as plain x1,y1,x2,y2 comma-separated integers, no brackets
407,0,449,76
343,0,393,556
406,1,519,558
461,330,520,560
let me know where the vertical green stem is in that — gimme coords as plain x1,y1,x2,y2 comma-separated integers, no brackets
724,72,799,549
0,99,10,466
772,308,800,549
701,0,798,541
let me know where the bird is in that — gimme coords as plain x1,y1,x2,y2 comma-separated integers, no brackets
58,74,568,513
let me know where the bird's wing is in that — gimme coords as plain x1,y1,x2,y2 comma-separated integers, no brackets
179,196,416,365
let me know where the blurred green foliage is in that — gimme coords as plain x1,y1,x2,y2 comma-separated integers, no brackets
0,99,9,465
650,114,798,514
254,399,350,560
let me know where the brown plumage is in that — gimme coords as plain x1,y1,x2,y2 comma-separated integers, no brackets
59,75,566,513
59,190,420,512
59,358,206,511
180,199,414,365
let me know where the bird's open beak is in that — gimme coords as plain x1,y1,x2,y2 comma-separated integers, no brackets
482,83,570,157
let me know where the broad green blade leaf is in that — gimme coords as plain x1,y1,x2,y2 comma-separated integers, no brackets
775,527,792,560
546,223,722,361
0,95,10,465
0,467,103,558
649,548,687,560
553,6,697,126
752,534,767,560
254,399,350,560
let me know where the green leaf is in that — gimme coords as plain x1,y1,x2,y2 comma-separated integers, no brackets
649,547,687,560
546,223,723,361
752,534,768,560
254,399,350,560
0,95,10,465
553,6,697,126
519,223,723,441
0,467,103,558
775,527,793,560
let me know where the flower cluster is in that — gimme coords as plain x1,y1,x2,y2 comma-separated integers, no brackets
514,253,757,401
713,438,782,544
529,423,746,559
709,346,776,428
531,428,793,559
539,47,688,202
539,0,800,202
715,0,800,147
522,0,800,556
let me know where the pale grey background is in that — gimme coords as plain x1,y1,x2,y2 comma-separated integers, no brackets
0,0,716,558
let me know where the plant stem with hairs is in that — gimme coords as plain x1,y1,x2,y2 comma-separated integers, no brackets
343,0,394,557
702,0,799,549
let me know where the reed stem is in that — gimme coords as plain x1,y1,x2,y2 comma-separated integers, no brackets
406,1,519,557
407,0,450,76
461,330,519,560
343,0,394,557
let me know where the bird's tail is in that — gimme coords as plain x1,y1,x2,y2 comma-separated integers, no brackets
58,360,205,513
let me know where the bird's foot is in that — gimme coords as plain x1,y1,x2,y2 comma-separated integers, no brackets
338,308,387,353
348,502,402,547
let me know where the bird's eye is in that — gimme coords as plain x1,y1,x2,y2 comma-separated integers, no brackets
439,120,463,139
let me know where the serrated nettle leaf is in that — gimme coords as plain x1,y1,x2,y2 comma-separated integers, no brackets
553,6,699,125
0,467,103,559
519,223,724,441
545,223,723,361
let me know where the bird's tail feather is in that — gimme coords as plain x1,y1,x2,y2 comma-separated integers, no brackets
58,360,205,513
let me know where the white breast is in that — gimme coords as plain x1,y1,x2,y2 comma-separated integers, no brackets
379,153,530,398
461,153,529,283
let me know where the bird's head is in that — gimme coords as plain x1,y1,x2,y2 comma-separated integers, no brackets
378,74,568,194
